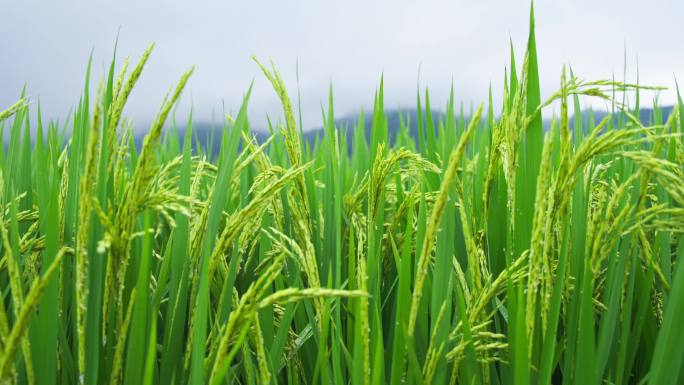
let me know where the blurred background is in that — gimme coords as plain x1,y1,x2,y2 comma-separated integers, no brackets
1,0,682,131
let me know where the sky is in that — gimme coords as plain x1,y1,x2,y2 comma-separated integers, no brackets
1,0,683,131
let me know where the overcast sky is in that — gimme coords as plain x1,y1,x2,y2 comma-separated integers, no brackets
1,0,682,131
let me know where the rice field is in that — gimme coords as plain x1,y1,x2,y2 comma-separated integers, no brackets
1,8,683,385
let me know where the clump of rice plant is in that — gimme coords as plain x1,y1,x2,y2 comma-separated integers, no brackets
0,6,683,385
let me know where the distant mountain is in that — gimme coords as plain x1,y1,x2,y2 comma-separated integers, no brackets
576,105,675,129
151,108,448,155
138,105,676,156
4,106,675,153
311,108,447,144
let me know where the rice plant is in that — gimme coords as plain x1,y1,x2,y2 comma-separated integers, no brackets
1,7,683,385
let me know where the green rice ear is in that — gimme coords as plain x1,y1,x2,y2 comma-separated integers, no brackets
0,98,27,122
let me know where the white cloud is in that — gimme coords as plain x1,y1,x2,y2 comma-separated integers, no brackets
1,0,682,130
